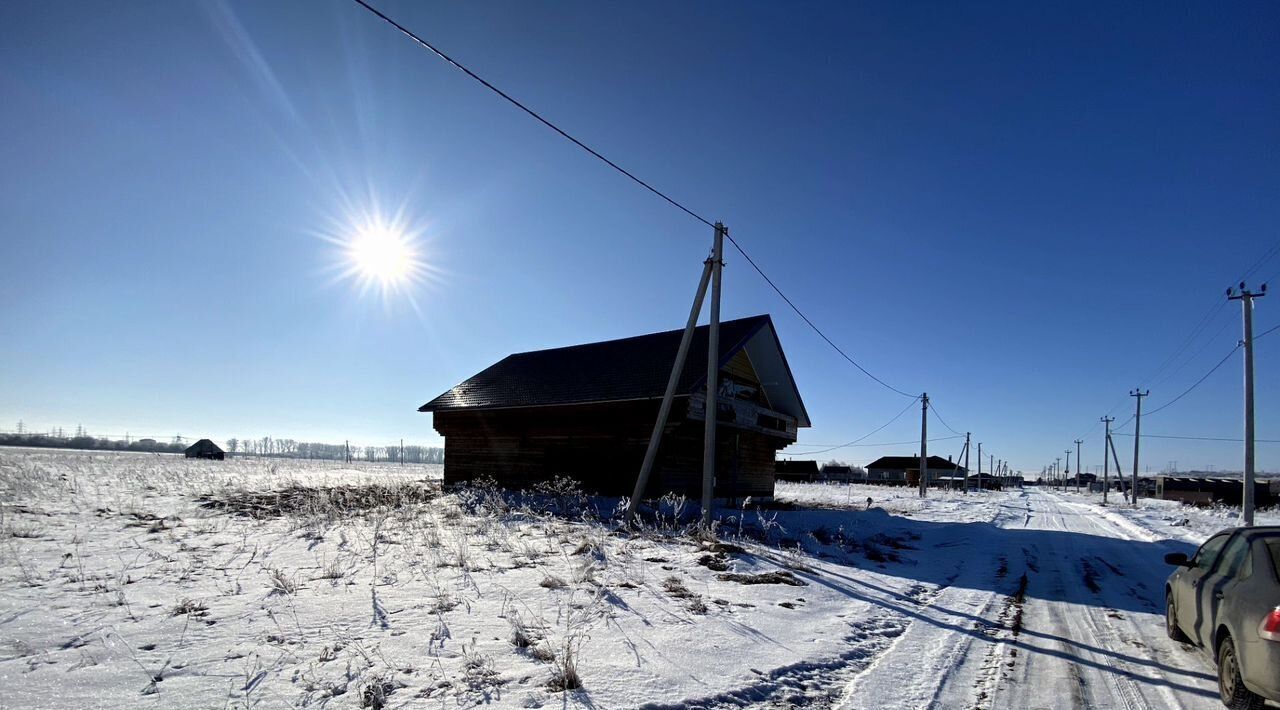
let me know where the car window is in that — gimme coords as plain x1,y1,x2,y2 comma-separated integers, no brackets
1267,540,1280,583
1216,536,1251,579
1193,533,1231,569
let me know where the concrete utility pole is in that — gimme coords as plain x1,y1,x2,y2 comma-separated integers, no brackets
963,432,971,492
1055,457,1061,488
976,443,982,490
919,393,929,498
1065,449,1072,490
1229,282,1265,526
1108,429,1126,500
1101,417,1114,505
627,249,714,519
1074,439,1084,493
701,223,726,528
1130,389,1149,508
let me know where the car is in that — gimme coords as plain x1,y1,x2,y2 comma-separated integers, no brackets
1165,526,1280,709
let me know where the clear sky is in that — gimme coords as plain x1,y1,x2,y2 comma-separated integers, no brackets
2,1,1277,474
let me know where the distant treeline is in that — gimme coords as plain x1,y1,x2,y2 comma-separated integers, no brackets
0,432,186,454
0,432,444,464
226,437,443,464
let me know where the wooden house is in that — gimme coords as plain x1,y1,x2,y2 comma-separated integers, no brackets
820,464,857,483
775,459,820,483
184,439,225,460
419,314,810,500
866,455,965,486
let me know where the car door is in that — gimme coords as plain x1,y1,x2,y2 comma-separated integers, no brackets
1197,534,1252,647
1175,531,1231,646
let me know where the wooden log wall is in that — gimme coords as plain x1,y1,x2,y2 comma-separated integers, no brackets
432,399,790,499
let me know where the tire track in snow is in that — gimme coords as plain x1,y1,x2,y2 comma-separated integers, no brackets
651,583,948,709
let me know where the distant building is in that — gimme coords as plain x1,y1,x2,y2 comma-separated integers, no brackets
420,315,810,501
776,459,819,482
865,455,966,486
820,464,856,483
184,439,225,460
1156,476,1271,507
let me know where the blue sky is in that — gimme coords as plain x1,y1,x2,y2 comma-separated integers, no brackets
1,1,1277,474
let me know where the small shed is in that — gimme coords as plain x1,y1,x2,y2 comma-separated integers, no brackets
776,460,820,482
184,439,225,460
420,314,810,501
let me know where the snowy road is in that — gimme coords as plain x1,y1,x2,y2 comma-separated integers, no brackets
836,488,1229,710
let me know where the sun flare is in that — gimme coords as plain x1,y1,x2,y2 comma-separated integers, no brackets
317,197,440,309
349,225,414,284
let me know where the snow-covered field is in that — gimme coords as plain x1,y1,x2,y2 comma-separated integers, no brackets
0,450,1258,708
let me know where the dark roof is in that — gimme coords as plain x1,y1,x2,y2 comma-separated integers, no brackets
184,439,223,454
776,460,819,474
420,315,808,424
866,455,963,471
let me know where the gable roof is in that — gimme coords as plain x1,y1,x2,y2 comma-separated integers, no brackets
184,438,223,454
420,314,809,426
866,455,963,471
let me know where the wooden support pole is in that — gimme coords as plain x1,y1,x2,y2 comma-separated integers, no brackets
626,256,714,519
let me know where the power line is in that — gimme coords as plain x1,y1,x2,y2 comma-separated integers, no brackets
1255,322,1280,342
793,435,964,456
926,399,963,436
1240,237,1280,283
788,396,921,454
1111,432,1280,444
722,237,918,397
349,0,917,400
1143,344,1241,418
350,0,712,230
1085,244,1274,440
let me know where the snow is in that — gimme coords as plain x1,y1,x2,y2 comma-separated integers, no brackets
0,450,1252,708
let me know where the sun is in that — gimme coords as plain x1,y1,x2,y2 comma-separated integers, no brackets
315,195,440,310
349,224,415,284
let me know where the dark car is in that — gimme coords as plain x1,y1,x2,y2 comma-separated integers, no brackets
1165,526,1280,709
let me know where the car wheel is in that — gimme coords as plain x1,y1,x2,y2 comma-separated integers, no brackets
1165,592,1188,642
1218,634,1265,710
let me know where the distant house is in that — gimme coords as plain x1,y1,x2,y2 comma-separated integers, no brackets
865,455,965,486
820,464,856,483
420,315,810,501
184,439,225,460
776,459,819,482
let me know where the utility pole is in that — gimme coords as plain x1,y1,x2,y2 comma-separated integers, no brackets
1065,449,1072,491
1229,282,1265,526
700,222,725,528
1055,457,1061,488
919,393,929,498
963,432,971,493
976,443,982,490
400,438,404,465
1101,417,1113,505
1130,389,1149,508
1074,439,1083,493
1108,428,1126,500
627,248,714,519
